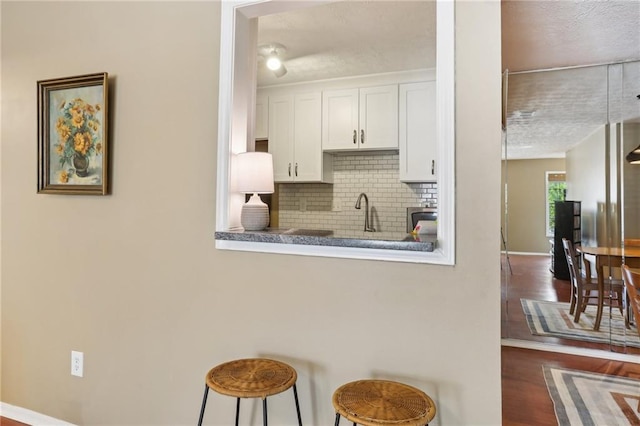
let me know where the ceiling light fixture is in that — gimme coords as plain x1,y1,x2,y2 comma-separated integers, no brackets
627,96,640,164
266,53,282,71
627,144,640,164
272,64,287,78
258,43,287,78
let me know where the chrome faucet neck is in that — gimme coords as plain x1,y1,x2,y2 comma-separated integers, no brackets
355,192,368,209
354,192,375,232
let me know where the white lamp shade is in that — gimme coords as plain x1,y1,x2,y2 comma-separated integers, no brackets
236,152,274,194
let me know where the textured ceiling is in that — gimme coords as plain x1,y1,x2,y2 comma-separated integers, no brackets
257,1,435,87
256,1,640,159
502,0,640,72
503,0,640,159
506,62,640,159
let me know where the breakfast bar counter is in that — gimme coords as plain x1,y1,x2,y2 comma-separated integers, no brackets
215,228,436,252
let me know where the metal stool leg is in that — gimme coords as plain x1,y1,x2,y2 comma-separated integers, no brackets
292,384,303,425
334,413,341,426
235,398,240,426
263,397,268,426
197,385,209,426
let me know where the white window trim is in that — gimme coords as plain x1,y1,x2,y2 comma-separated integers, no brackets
215,0,455,265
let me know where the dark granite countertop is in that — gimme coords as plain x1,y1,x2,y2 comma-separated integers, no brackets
214,228,436,252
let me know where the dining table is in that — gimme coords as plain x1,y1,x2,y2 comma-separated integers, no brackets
577,245,640,330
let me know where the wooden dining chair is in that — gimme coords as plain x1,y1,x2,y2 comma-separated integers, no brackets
623,240,640,327
623,265,640,333
562,238,624,327
562,238,580,315
622,265,640,412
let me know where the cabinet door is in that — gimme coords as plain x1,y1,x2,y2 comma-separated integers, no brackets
322,88,359,151
268,95,294,182
359,85,398,150
294,92,323,181
399,81,437,182
255,95,268,140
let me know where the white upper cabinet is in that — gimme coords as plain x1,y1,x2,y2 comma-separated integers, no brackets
399,81,437,182
269,92,332,183
359,85,399,149
322,85,398,151
268,95,294,182
255,95,268,140
294,92,329,182
322,89,359,150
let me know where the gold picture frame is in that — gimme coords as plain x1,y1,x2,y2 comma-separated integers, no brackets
38,72,109,195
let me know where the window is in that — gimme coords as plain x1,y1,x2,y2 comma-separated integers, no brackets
546,171,567,236
215,0,455,264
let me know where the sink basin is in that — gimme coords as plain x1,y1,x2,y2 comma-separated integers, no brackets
282,228,334,237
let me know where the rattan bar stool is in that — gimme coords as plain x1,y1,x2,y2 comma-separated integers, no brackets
197,358,303,426
332,379,436,426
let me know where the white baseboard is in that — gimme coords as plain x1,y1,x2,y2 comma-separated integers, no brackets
502,251,548,256
0,402,76,425
501,338,640,364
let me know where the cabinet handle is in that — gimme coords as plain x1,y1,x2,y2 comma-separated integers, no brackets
361,130,365,144
353,130,357,144
288,163,291,177
431,160,435,175
295,163,298,177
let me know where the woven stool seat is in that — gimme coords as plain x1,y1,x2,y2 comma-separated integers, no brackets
198,358,303,426
333,380,436,426
206,358,298,399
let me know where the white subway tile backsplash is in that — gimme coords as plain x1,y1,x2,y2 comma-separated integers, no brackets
277,152,437,234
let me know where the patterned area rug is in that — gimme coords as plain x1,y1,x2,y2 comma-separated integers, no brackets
543,366,640,425
520,298,640,348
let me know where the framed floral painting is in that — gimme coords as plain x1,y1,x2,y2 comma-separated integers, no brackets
37,72,109,195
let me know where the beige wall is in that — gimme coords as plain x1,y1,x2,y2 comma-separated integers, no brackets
566,124,640,246
1,2,502,425
501,158,566,253
566,126,608,247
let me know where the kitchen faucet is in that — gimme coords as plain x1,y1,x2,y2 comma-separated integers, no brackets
355,193,375,232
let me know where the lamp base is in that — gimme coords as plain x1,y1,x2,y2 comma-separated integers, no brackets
241,194,270,231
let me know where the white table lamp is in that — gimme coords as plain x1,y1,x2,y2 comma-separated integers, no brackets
236,152,274,231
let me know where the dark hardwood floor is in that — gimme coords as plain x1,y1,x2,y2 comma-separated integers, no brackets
0,418,28,426
502,253,640,354
502,253,640,425
502,345,640,425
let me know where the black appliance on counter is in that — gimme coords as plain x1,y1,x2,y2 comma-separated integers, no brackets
407,207,437,233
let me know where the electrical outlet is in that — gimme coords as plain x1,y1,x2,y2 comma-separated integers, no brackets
332,200,341,212
71,351,83,377
299,198,307,211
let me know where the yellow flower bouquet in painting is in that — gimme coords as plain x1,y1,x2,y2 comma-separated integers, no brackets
54,98,102,182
